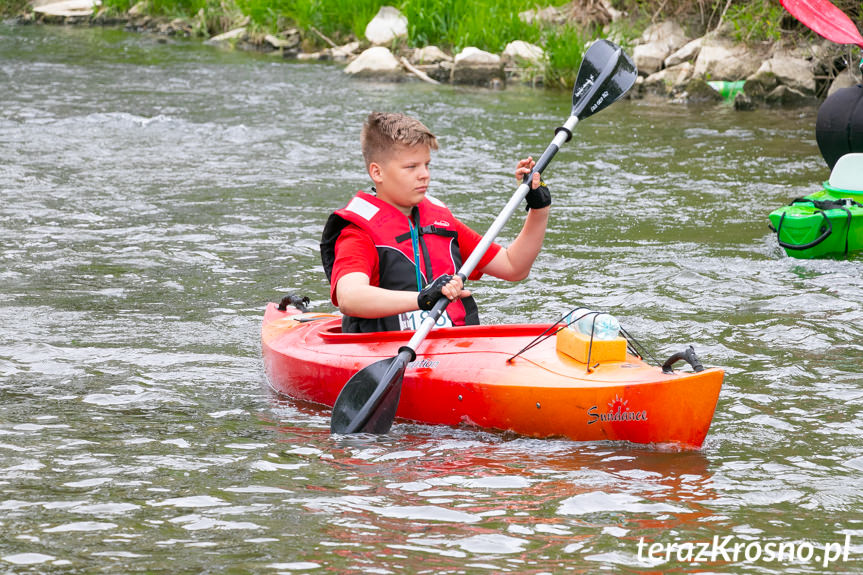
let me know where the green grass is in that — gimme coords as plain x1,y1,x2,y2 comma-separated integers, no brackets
1,0,30,16
542,24,590,89
723,0,786,42
82,0,840,53
99,0,136,14
15,0,850,90
95,0,570,51
402,0,547,53
242,0,384,40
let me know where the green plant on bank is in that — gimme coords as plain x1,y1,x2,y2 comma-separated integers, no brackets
98,0,137,14
722,0,786,42
233,0,383,40
20,0,858,90
95,0,133,17
147,0,205,15
292,0,383,42
99,0,207,17
1,0,30,16
402,0,551,53
197,0,247,36
541,23,589,89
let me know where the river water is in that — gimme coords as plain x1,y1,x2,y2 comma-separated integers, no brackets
2,22,862,574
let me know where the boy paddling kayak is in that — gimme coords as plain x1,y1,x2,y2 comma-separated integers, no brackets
320,112,552,333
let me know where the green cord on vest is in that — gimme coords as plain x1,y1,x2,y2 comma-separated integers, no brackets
409,220,423,291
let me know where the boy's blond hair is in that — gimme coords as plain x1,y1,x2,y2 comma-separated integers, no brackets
361,112,438,167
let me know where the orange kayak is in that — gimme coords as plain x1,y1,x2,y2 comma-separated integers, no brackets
261,303,724,449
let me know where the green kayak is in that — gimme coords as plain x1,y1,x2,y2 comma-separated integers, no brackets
769,153,863,259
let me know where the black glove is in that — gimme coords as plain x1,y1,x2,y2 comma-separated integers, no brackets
417,274,453,310
525,179,551,211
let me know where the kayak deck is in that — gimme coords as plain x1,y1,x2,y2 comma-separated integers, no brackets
262,303,723,449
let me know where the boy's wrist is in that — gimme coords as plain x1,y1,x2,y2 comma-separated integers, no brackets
525,182,551,211
417,274,454,310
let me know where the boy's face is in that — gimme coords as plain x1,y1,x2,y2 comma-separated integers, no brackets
369,144,431,216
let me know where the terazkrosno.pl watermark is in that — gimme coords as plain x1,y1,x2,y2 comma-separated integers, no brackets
637,535,853,568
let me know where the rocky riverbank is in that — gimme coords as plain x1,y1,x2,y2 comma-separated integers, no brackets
18,1,863,109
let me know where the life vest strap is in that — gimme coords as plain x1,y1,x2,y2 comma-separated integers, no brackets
395,225,458,243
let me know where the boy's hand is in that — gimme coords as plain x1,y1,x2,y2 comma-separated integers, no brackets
515,157,551,211
418,274,469,310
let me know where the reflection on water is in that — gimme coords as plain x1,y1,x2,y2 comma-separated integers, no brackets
1,22,862,574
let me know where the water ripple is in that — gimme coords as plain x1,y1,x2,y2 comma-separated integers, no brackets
2,22,861,575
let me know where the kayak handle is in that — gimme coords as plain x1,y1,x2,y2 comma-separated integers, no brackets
772,210,833,251
662,345,704,374
277,294,311,312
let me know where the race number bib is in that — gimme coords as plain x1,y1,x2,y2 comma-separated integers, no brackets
398,309,454,331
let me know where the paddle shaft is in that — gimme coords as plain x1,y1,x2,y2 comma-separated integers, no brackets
404,114,580,352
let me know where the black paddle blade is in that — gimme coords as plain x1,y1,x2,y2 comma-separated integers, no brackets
571,39,637,120
330,354,408,434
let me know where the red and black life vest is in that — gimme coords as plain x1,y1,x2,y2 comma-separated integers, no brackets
321,191,480,333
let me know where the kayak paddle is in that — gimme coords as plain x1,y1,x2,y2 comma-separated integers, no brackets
780,0,863,48
329,39,638,435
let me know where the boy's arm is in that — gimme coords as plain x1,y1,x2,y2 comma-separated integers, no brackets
479,206,549,281
336,272,469,318
335,272,423,319
331,227,416,318
480,164,549,281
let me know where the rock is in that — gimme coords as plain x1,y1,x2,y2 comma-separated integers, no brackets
453,47,501,66
634,42,670,76
642,62,693,96
451,47,504,86
264,29,300,50
502,41,545,85
128,1,147,17
170,18,192,36
344,46,403,80
408,47,453,83
419,62,454,83
827,69,861,97
502,40,545,67
664,38,702,68
743,71,779,101
365,6,408,45
519,6,564,25
734,90,756,111
633,21,689,76
332,41,360,61
765,85,812,106
755,55,815,96
409,46,452,65
561,0,621,27
630,75,645,98
156,19,191,36
683,78,724,103
639,20,688,48
297,51,329,61
206,27,247,44
32,0,97,17
693,38,764,80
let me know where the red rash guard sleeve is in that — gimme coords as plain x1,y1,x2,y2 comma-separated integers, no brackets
330,224,379,306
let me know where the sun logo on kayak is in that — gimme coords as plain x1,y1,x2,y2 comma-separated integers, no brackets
608,395,628,412
586,395,648,425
